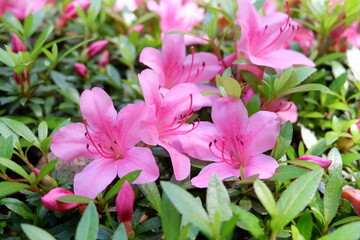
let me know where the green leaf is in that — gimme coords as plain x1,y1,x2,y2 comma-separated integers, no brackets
0,136,13,160
253,179,278,217
1,198,33,220
21,224,56,240
318,221,360,240
327,148,342,177
112,223,128,240
279,67,316,91
35,160,57,185
206,173,232,222
246,94,260,116
269,165,308,181
274,67,293,92
0,182,29,197
161,181,211,238
118,35,136,67
0,157,30,181
139,181,161,214
296,211,313,240
0,118,40,148
203,12,217,40
160,193,181,240
271,169,324,231
231,205,266,240
38,121,48,142
57,195,95,204
279,84,332,96
330,216,360,228
104,170,141,202
24,10,45,38
272,121,293,160
75,202,99,240
31,25,54,58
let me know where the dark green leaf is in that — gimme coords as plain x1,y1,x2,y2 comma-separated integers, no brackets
139,182,161,214
104,170,141,202
0,182,30,198
112,224,128,240
253,180,278,217
160,193,181,240
270,165,308,181
75,202,99,240
1,198,33,220
272,121,293,160
35,160,57,185
0,157,30,181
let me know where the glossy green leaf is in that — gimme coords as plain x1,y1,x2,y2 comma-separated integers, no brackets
1,198,33,220
75,202,99,240
0,118,40,147
272,121,293,160
112,223,128,240
318,221,360,240
0,157,30,181
0,182,30,198
253,180,278,217
296,211,313,240
160,193,181,240
21,224,56,240
35,160,58,185
104,170,141,202
38,121,48,142
139,182,161,214
57,195,95,204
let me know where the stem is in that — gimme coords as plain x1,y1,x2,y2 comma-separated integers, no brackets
270,231,278,240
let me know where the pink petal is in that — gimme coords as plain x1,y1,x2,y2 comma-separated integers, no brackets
138,69,163,109
119,147,159,184
267,99,298,124
116,181,135,222
243,154,279,179
212,96,248,138
50,123,96,162
297,155,332,170
191,162,239,188
80,87,117,134
249,49,315,70
159,141,190,180
41,188,79,212
139,47,164,74
243,111,280,155
162,34,186,68
117,102,158,147
74,158,118,198
237,0,261,38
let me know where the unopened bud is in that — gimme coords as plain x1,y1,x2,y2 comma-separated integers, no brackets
87,40,109,58
74,63,88,78
41,188,80,211
11,34,26,53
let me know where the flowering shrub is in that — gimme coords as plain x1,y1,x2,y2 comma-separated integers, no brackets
0,0,360,239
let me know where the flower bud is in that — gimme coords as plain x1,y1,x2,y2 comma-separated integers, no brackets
297,155,332,170
11,34,26,53
116,181,134,223
342,188,360,216
42,188,80,211
33,168,57,189
56,0,91,28
74,63,88,78
98,50,110,67
87,40,109,58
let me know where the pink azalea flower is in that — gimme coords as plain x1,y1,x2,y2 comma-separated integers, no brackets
342,188,360,216
138,69,205,180
179,96,280,187
263,0,277,16
147,0,204,44
267,99,298,124
50,87,159,198
140,34,221,91
297,155,332,170
41,188,80,211
56,0,91,28
0,0,53,20
236,0,315,70
114,0,143,12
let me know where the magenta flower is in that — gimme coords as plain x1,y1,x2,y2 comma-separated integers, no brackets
342,188,360,216
56,0,91,28
147,0,204,36
116,181,135,223
267,99,298,124
42,188,79,212
74,63,88,78
236,0,315,70
297,155,332,170
178,96,280,187
138,69,205,180
140,34,220,91
87,40,109,58
98,50,110,67
50,87,159,198
11,34,26,53
0,0,53,20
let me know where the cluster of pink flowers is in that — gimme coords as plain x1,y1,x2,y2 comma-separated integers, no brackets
45,0,337,207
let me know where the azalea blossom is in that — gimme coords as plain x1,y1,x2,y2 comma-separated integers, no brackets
296,155,332,170
138,69,204,180
178,96,280,187
267,99,298,124
41,188,80,212
50,87,159,198
237,0,315,70
147,0,205,44
116,181,135,236
342,188,360,216
0,0,53,20
56,0,91,28
140,34,221,91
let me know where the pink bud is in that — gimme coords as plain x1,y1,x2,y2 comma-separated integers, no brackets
56,0,91,28
74,63,88,78
342,188,360,216
87,40,109,58
98,50,110,67
116,181,134,223
297,155,332,170
41,188,79,211
11,34,26,53
128,24,144,34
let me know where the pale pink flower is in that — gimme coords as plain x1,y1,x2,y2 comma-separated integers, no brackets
178,96,280,187
87,40,109,58
237,0,315,70
56,0,91,28
267,99,298,124
292,27,315,54
138,69,205,180
0,0,53,20
297,155,332,170
41,188,79,211
333,23,360,51
147,0,204,44
50,87,159,198
342,188,360,216
140,34,220,91
114,0,143,12
74,63,88,78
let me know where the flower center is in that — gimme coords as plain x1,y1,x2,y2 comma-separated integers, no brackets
209,135,246,167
